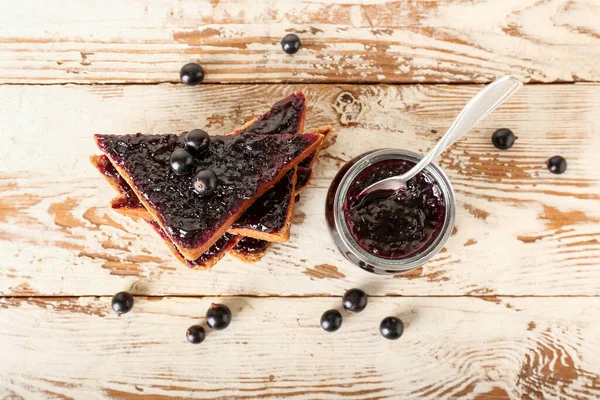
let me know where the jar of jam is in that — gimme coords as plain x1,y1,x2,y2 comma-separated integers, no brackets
325,149,456,275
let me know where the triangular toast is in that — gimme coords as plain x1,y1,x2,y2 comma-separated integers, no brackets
91,93,332,265
97,93,308,241
95,131,323,260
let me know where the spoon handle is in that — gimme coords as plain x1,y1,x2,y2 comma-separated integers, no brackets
398,76,523,183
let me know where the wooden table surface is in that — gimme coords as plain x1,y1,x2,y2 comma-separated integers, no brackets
1,1,600,399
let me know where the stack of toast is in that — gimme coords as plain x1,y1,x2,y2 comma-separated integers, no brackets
91,92,332,269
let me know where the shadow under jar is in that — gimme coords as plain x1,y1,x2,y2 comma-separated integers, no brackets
325,149,456,275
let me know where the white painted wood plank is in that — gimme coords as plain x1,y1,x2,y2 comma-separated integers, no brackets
1,0,599,83
1,296,599,399
0,83,599,296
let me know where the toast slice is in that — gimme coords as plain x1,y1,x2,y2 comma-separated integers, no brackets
96,93,309,238
92,93,330,265
95,131,324,260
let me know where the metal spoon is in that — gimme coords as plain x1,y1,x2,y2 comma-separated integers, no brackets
357,75,523,199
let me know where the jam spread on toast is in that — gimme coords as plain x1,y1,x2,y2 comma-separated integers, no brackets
96,132,320,250
233,237,271,255
231,169,295,233
239,93,305,136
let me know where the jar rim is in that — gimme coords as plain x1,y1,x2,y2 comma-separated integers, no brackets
332,148,456,274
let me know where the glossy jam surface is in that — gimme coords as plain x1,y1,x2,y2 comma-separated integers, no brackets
232,169,294,232
240,93,305,136
233,237,271,255
97,132,318,249
343,159,446,260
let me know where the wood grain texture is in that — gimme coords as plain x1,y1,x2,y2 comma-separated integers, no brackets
1,296,599,399
1,83,599,296
1,0,600,84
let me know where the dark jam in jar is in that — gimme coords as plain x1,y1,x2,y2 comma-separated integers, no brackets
343,159,446,259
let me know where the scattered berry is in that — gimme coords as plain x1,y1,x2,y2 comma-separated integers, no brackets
170,148,195,175
281,33,301,55
380,317,404,340
180,63,205,86
491,128,515,150
206,303,232,330
547,155,567,174
111,291,134,314
185,129,210,156
193,169,218,197
342,288,368,313
186,325,206,344
320,309,343,332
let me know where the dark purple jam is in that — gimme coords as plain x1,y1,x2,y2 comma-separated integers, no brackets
231,169,294,232
343,159,446,260
239,93,305,136
295,167,312,191
96,132,319,250
233,237,271,255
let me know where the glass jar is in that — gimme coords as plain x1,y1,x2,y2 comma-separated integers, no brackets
325,149,456,275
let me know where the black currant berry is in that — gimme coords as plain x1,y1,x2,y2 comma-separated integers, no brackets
281,34,301,55
206,303,232,330
111,292,134,314
380,317,404,340
180,63,205,86
186,325,206,344
170,148,195,175
342,288,368,313
491,128,516,150
193,169,218,196
320,309,342,332
547,156,567,174
185,129,210,156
